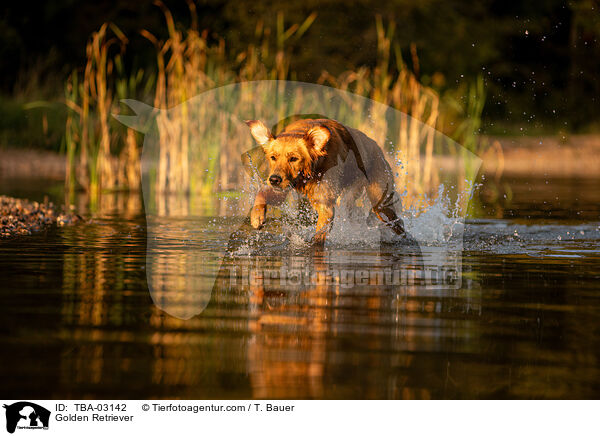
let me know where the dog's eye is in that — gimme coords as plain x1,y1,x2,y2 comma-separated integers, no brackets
289,156,298,162
270,156,276,161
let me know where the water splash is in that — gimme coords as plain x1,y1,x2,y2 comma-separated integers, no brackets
229,181,474,251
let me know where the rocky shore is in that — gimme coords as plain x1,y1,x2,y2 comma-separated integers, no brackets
0,195,80,238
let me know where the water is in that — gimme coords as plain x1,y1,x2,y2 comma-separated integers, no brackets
0,177,599,399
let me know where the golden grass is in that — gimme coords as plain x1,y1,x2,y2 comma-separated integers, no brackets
317,16,441,203
65,2,483,213
65,22,141,205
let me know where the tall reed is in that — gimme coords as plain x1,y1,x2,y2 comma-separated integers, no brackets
64,23,150,205
318,16,441,202
65,3,484,213
138,1,317,196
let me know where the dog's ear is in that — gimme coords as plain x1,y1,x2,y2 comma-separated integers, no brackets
306,126,330,157
245,120,273,147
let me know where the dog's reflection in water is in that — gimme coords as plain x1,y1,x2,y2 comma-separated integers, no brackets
214,223,428,398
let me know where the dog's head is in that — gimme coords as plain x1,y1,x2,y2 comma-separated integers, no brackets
245,120,329,189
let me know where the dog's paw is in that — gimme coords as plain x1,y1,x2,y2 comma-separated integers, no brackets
251,205,266,229
310,230,327,249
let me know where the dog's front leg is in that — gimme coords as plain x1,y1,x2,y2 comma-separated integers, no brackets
311,202,335,247
251,186,288,229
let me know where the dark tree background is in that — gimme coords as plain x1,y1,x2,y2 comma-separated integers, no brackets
1,0,599,132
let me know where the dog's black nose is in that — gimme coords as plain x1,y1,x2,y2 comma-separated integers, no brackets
269,175,282,186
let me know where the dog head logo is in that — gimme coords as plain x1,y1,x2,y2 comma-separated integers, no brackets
115,80,481,320
3,402,50,433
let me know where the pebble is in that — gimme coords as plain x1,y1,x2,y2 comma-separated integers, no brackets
0,195,81,239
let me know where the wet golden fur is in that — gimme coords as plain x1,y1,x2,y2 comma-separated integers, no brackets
246,118,405,246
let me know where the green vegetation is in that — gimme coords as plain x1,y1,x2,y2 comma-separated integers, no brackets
4,0,598,216
2,0,599,141
58,3,485,213
0,96,66,151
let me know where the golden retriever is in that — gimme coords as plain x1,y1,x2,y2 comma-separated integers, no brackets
245,118,406,246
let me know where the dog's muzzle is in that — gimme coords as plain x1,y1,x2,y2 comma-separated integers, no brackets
269,174,283,187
